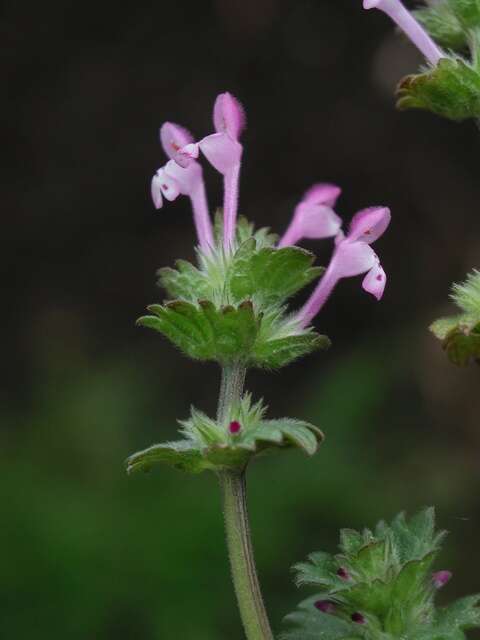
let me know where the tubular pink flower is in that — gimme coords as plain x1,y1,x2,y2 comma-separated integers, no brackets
297,206,390,327
152,123,214,253
175,92,245,250
363,0,444,65
278,183,342,248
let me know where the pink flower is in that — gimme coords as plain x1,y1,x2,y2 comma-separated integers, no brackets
297,206,391,327
278,183,342,248
151,122,213,252
175,92,246,249
362,0,444,65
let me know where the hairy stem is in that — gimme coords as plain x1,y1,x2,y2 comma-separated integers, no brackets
217,363,246,425
217,365,273,640
219,470,274,640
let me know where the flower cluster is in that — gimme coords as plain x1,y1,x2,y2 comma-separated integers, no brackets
151,92,391,328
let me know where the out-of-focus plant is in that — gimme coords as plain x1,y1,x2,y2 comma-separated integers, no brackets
362,0,480,122
431,269,480,365
128,92,392,639
283,508,480,640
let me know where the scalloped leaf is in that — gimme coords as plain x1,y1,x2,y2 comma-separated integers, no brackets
228,243,323,306
126,441,207,475
157,259,211,302
253,331,330,369
137,299,259,363
396,57,480,121
127,405,324,476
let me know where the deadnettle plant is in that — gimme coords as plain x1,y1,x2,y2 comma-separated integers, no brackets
128,91,392,640
362,0,480,121
127,91,480,640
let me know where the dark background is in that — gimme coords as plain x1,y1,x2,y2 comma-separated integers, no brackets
2,0,480,638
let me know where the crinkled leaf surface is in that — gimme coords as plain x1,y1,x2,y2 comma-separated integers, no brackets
137,299,258,363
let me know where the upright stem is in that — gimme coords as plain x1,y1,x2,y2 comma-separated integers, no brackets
217,365,274,640
220,471,274,640
217,363,246,425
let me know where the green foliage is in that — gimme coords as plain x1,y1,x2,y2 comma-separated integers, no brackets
415,2,467,51
430,269,480,365
394,0,480,120
140,218,329,368
396,57,480,121
126,394,324,475
283,508,480,640
137,300,259,364
414,0,480,51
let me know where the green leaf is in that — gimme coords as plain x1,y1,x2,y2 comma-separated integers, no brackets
281,596,359,640
396,57,480,121
228,244,323,306
435,594,480,632
414,2,467,51
137,299,259,363
126,441,208,475
253,330,330,369
127,397,324,476
448,0,480,29
240,418,324,456
157,260,211,302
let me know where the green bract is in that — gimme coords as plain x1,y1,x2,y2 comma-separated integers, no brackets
397,57,480,121
282,508,480,640
126,394,324,475
398,0,480,121
415,0,480,51
431,269,480,365
138,216,329,368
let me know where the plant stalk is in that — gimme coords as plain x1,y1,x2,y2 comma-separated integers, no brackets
217,364,274,640
219,470,274,640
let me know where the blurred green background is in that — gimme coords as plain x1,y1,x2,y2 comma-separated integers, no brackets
3,0,480,638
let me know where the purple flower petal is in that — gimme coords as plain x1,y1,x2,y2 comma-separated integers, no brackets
199,132,243,175
362,260,386,300
213,92,246,140
303,183,342,208
349,207,391,244
160,122,194,159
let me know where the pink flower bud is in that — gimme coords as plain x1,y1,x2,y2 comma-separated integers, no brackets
229,421,241,434
337,567,350,580
351,612,366,624
432,570,452,589
314,600,336,614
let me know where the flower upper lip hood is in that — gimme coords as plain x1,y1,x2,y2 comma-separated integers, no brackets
278,183,342,248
